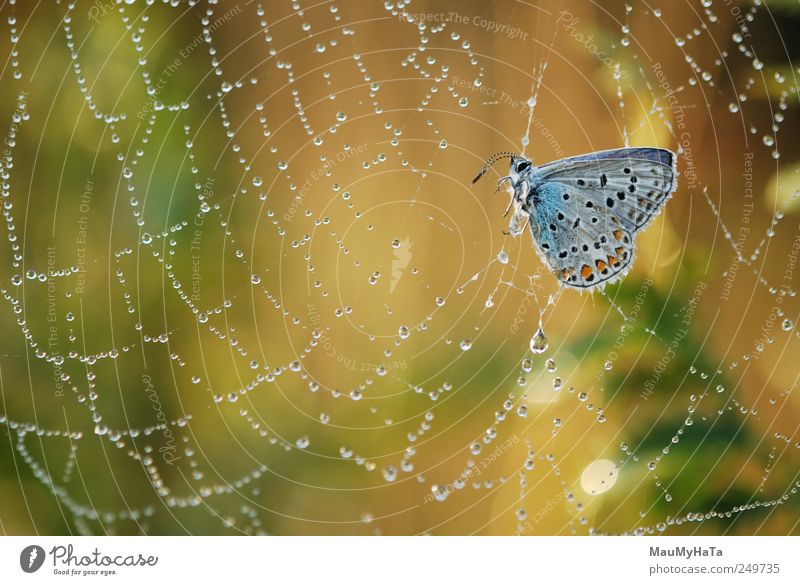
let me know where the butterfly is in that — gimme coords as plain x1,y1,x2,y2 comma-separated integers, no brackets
472,147,678,289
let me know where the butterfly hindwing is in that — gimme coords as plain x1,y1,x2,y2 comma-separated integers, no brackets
528,181,635,289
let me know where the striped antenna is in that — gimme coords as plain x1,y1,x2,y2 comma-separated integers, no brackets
471,151,518,184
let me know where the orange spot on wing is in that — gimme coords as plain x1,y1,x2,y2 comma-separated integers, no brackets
608,255,619,267
616,247,625,256
596,260,608,272
613,229,624,241
580,265,593,279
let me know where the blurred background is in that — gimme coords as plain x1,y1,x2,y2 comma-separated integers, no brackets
0,0,798,535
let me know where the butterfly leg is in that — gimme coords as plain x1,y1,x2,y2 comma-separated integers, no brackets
505,179,531,217
495,176,512,193
506,205,529,237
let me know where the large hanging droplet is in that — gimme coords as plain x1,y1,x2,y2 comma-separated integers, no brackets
530,327,548,354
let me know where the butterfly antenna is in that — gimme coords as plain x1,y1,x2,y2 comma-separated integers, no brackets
472,151,518,184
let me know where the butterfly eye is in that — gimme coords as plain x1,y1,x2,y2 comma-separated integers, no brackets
516,161,530,173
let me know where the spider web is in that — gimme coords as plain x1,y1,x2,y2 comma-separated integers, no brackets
0,0,798,536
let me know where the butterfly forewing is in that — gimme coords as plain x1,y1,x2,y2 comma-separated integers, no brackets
537,147,677,233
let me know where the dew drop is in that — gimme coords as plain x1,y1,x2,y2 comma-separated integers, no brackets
382,465,398,482
431,484,449,501
529,328,548,354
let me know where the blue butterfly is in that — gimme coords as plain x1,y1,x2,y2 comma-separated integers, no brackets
473,148,678,289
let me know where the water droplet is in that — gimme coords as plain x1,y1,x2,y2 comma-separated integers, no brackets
431,484,449,501
382,465,398,482
530,328,548,354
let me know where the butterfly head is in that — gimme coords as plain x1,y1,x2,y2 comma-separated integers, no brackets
508,156,533,183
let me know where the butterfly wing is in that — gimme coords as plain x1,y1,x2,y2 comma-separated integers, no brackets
527,148,676,289
536,147,677,233
528,181,636,289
